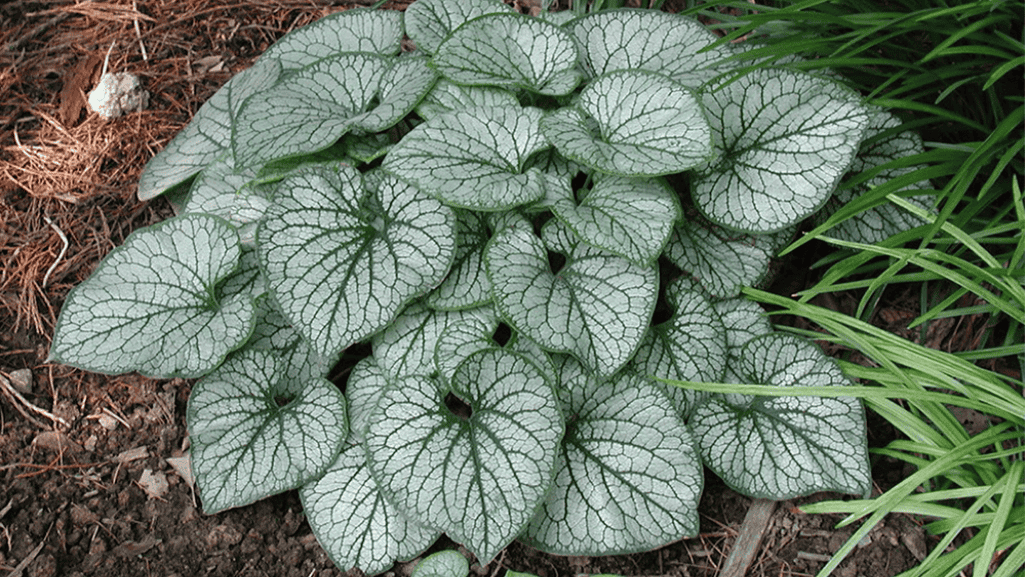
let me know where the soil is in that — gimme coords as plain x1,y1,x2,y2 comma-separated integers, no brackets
0,1,953,576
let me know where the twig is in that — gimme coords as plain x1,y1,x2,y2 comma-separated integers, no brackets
133,1,148,61
0,372,69,428
7,537,44,577
42,216,69,288
8,503,66,577
720,498,778,577
0,375,48,429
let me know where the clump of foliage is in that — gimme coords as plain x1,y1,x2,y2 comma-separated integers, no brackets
48,0,941,571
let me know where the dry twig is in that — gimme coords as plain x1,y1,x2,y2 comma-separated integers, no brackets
0,371,69,428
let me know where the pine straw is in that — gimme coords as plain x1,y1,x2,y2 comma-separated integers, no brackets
0,0,410,340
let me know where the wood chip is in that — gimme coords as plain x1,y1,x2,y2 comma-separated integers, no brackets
112,535,161,558
115,446,148,463
58,53,101,126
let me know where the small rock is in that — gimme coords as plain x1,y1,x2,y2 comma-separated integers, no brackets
179,504,199,524
97,413,119,430
899,522,928,561
88,72,149,119
9,368,33,394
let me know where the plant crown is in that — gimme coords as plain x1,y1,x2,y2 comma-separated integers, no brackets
50,0,934,571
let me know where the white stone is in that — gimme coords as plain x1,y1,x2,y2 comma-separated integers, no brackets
8,368,32,394
88,72,149,119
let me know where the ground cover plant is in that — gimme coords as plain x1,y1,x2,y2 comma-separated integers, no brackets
42,0,977,573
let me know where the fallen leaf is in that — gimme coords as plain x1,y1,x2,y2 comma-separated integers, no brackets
165,455,195,489
112,535,161,558
32,430,83,454
138,469,168,500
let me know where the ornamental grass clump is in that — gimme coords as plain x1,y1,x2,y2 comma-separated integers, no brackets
48,0,935,571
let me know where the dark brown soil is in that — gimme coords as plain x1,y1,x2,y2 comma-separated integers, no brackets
2,1,933,576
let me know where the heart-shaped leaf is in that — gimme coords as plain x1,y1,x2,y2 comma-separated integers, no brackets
412,550,470,577
211,247,264,306
259,165,456,360
692,69,872,233
50,214,254,378
364,349,562,563
345,356,392,444
341,133,391,165
403,0,514,55
485,222,657,377
541,70,712,176
260,8,403,70
714,298,774,353
187,349,347,513
690,334,871,499
416,79,519,121
522,357,702,555
384,106,549,211
181,154,272,244
426,210,493,310
372,302,496,379
549,175,680,265
356,55,438,132
432,308,501,381
819,110,932,244
233,53,435,168
663,220,777,299
434,13,581,96
713,297,776,386
569,9,736,88
631,278,727,419
300,441,440,575
137,58,281,200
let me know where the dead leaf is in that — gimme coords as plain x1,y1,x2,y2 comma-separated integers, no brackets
32,430,84,454
193,55,223,74
112,535,161,558
165,455,195,490
138,469,168,500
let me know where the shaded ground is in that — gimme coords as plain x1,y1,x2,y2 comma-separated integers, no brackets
1,1,947,576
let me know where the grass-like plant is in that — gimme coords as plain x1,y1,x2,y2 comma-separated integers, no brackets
668,1,1024,575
